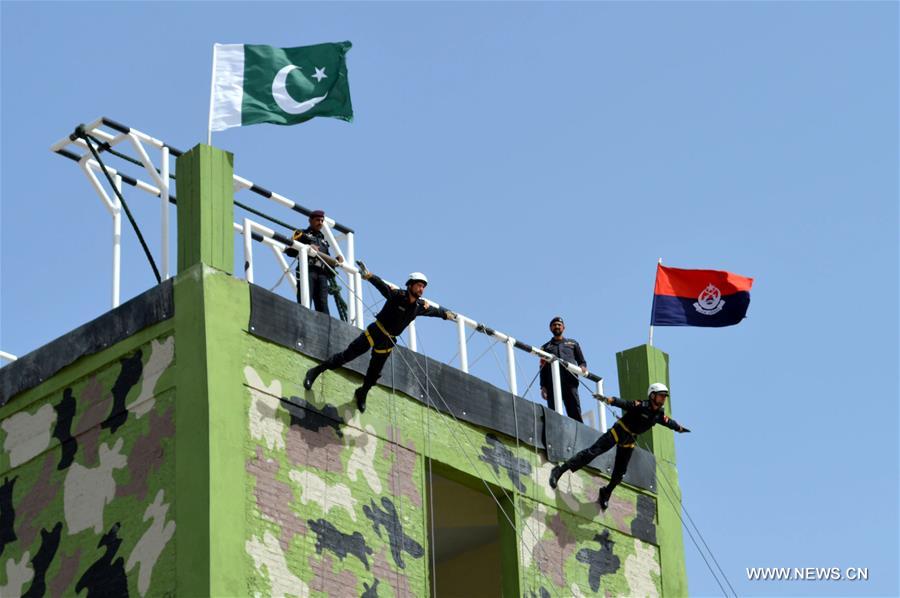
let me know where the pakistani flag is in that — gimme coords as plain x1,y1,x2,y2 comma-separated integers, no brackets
210,42,353,132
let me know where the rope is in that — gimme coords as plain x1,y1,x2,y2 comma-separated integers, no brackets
327,276,349,322
444,327,479,367
268,258,298,292
424,356,439,596
393,332,560,597
657,465,737,597
656,470,733,597
314,270,559,592
79,129,161,283
491,341,526,595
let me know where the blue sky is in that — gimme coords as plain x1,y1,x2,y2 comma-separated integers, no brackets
2,2,897,595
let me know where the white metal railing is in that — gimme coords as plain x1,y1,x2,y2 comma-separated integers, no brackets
0,351,17,365
51,118,362,324
235,218,365,328
375,277,609,432
52,118,608,430
52,118,174,307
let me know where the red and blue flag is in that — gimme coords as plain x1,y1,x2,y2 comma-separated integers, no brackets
651,264,754,327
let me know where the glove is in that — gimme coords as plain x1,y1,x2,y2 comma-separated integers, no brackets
444,310,457,321
355,260,372,279
679,427,691,433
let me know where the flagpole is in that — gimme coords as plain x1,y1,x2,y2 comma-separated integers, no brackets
207,44,218,145
649,257,662,346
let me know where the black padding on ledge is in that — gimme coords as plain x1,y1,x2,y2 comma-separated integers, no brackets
0,279,174,405
248,283,657,492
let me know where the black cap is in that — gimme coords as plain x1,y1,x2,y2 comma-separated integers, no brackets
309,209,325,219
549,316,564,326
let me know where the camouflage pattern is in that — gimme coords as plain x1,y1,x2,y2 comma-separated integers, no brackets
0,322,662,597
0,333,176,597
243,331,663,597
244,357,428,598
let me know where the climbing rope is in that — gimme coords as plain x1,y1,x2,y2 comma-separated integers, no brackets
657,463,737,597
312,268,563,596
78,128,161,283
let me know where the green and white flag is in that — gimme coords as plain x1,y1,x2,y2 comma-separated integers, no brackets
209,42,353,132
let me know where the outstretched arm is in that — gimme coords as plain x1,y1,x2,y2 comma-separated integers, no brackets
419,302,455,321
366,273,396,300
659,414,690,433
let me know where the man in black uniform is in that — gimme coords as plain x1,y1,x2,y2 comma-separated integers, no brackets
285,210,343,314
303,264,456,412
539,317,588,422
548,383,691,509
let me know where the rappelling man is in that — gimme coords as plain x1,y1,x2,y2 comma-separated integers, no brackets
548,383,691,510
303,261,456,412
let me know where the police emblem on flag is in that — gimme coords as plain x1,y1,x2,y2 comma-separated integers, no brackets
693,284,725,316
652,264,753,327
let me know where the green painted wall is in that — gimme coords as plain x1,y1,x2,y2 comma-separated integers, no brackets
241,323,664,597
0,324,177,597
0,141,685,596
617,344,688,597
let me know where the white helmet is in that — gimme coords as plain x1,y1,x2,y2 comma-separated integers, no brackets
406,272,429,286
647,383,669,398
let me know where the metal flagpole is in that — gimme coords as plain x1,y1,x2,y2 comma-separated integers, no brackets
649,257,662,346
207,44,218,145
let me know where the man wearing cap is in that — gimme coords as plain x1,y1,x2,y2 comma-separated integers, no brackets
303,263,457,413
539,317,588,422
285,210,343,314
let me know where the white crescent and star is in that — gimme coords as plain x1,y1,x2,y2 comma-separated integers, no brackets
271,65,328,115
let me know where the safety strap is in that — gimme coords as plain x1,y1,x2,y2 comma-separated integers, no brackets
363,328,393,354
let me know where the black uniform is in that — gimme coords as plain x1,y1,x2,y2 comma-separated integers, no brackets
564,397,685,495
539,337,587,422
313,274,451,392
285,227,335,315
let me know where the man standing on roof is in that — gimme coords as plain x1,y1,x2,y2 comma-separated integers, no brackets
285,210,343,314
303,262,456,412
539,317,588,422
548,383,691,510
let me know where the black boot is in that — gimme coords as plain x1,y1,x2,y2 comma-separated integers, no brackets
355,386,370,413
304,365,325,390
597,486,612,510
549,463,568,490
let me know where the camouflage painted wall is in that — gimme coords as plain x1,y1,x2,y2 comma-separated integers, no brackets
242,332,662,597
0,327,176,597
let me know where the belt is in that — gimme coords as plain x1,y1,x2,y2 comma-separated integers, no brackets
611,422,636,448
365,320,395,354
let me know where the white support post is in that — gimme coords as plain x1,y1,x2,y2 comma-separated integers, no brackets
242,219,254,283
457,316,469,373
355,272,364,329
346,232,356,326
551,359,564,415
112,175,122,308
160,145,170,279
596,379,607,432
506,337,518,396
299,246,310,308
408,321,417,352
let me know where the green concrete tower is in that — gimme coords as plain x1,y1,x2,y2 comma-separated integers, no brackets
0,143,688,597
617,344,688,597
